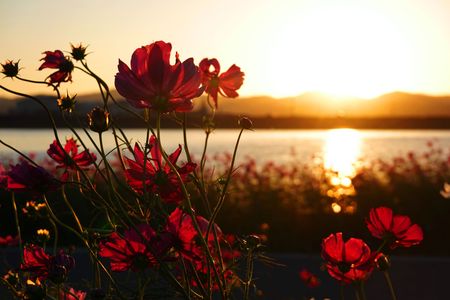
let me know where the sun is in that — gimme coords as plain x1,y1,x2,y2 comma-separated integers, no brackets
263,4,416,99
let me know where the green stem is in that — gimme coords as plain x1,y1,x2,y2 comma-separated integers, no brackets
11,193,23,262
383,270,398,300
243,250,254,300
340,283,345,300
49,218,58,256
156,113,226,298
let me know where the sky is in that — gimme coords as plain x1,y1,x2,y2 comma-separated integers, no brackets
2,0,450,99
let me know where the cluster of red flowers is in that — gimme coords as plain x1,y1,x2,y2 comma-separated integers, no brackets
115,40,244,112
0,40,249,299
321,206,423,284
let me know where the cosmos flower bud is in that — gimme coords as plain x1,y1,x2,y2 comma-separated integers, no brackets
70,43,88,61
87,107,110,133
1,60,20,77
57,92,77,113
238,116,253,130
375,253,391,271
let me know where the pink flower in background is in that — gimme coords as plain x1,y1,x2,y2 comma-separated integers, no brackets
115,41,203,112
299,268,321,288
60,288,87,300
39,50,74,86
366,206,423,249
0,235,19,247
199,58,244,108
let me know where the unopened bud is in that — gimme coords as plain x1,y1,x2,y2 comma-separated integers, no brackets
87,107,110,133
238,116,253,130
1,60,19,77
57,92,77,113
70,43,88,61
375,253,391,271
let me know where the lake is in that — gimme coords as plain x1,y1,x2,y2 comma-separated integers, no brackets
1,129,449,170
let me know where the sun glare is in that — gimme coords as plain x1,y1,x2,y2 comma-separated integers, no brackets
264,5,415,98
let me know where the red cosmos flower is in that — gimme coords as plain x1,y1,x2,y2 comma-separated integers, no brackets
0,235,19,247
21,245,75,283
366,206,423,249
165,208,223,263
7,161,61,195
60,288,87,300
115,41,203,113
47,138,97,181
321,233,374,284
165,208,202,262
39,50,74,86
299,268,321,288
124,135,196,204
199,58,244,108
99,224,169,272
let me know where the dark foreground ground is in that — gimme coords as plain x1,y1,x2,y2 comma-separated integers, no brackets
1,250,448,299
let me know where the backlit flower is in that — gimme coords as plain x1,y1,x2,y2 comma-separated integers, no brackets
124,135,196,204
21,245,75,283
366,206,423,249
199,58,244,108
115,41,203,112
98,224,168,272
321,232,374,284
7,161,61,195
39,50,74,86
47,138,96,180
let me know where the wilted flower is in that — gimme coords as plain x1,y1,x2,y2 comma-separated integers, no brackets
21,245,75,283
299,268,321,288
57,93,77,113
87,107,110,133
1,60,19,77
124,135,196,204
366,206,423,249
321,232,374,284
70,43,88,61
98,224,168,272
60,287,87,300
7,161,61,195
115,41,203,113
199,58,244,108
39,50,74,86
47,138,96,180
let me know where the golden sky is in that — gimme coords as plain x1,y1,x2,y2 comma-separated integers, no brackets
2,0,450,99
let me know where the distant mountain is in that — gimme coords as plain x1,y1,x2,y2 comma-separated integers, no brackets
1,91,450,117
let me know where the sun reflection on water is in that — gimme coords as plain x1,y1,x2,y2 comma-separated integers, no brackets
323,128,362,213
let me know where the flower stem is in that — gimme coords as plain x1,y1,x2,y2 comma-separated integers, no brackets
11,193,23,262
383,270,398,300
